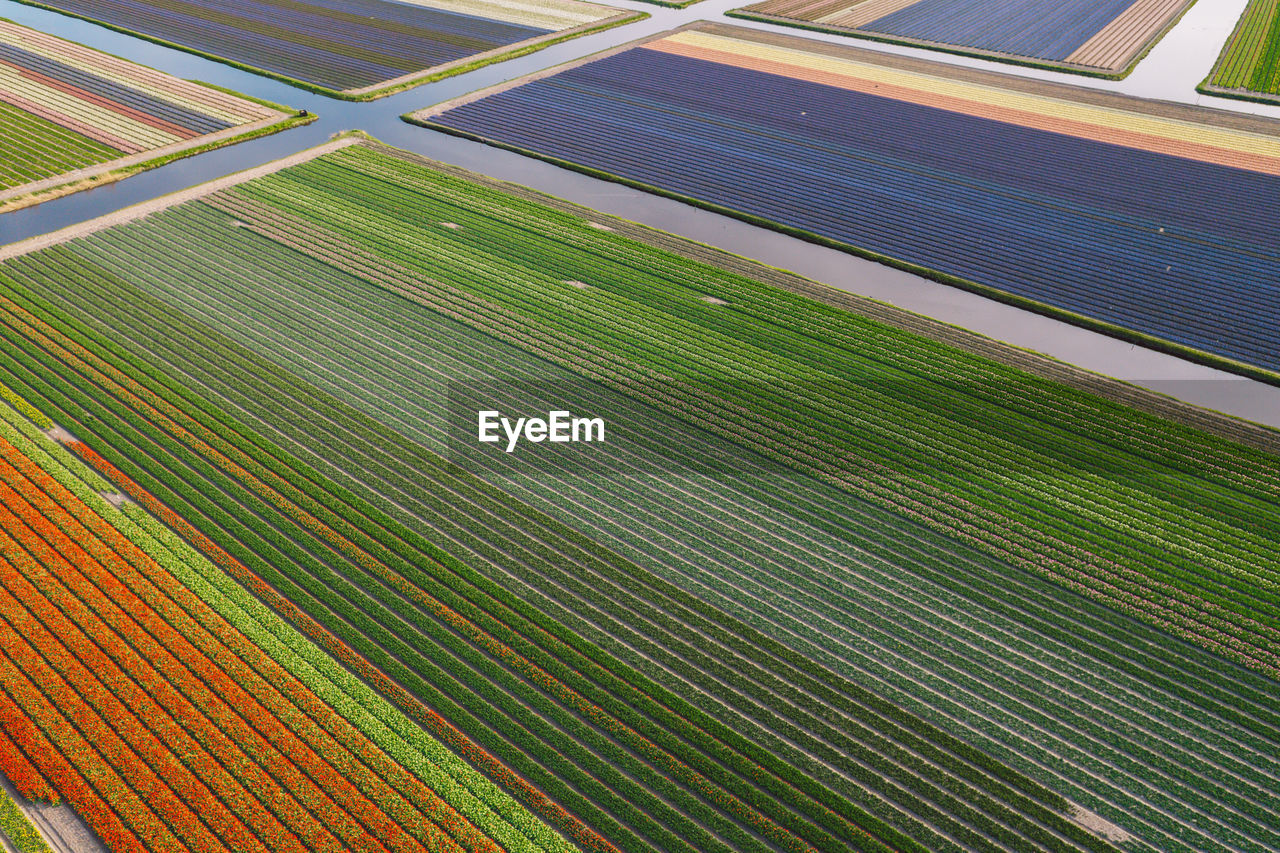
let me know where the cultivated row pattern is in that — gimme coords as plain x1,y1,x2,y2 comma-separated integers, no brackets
2,139,1277,852
0,20,280,200
418,24,1280,381
13,0,634,95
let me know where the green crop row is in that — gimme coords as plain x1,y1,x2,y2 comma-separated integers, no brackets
1204,0,1280,96
0,100,118,192
3,139,1279,853
91,204,1124,852
78,197,1280,850
0,265,918,853
287,149,1280,629
197,144,1280,851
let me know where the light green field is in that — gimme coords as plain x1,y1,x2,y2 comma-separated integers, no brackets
1202,0,1280,99
0,99,120,191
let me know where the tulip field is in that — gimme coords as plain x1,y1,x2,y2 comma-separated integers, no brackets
731,0,1192,74
0,362,578,851
0,135,1275,853
13,0,641,98
1201,0,1280,102
0,20,297,211
416,22,1280,384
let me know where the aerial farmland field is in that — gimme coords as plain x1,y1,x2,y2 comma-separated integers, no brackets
10,0,643,98
729,0,1194,75
0,374,576,853
413,22,1280,384
0,20,302,211
0,134,1276,853
1,0,1279,850
1201,0,1280,103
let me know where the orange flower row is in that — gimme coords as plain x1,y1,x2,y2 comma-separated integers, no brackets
0,439,487,853
0,495,317,852
0,590,190,853
0,458,440,853
0,721,56,803
0,559,232,851
0,672,149,853
3,294,808,852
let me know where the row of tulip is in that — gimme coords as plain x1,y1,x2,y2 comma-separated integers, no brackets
2,156,1147,853
0,384,574,853
0,661,152,853
0,247,910,851
0,427,503,853
200,143,1280,851
1203,0,1280,98
0,402,506,852
303,144,1280,673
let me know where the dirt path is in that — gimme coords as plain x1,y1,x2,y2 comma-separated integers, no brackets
0,772,106,853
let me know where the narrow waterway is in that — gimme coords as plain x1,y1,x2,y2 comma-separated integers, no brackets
2,0,1279,428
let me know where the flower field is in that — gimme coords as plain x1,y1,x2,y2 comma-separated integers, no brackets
0,783,49,853
730,0,1192,75
414,22,1280,384
1201,0,1280,102
13,0,641,98
0,135,1276,853
0,373,577,852
0,20,298,211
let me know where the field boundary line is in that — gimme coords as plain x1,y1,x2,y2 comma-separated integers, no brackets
0,111,290,207
410,21,705,117
341,9,646,99
0,135,359,261
361,136,1280,455
412,20,1280,131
